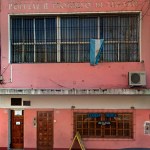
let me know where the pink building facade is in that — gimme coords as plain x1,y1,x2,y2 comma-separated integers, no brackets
0,0,150,149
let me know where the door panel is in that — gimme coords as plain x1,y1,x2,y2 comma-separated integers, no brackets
11,110,24,149
37,111,53,150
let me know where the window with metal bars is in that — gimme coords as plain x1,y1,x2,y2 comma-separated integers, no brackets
10,14,139,63
74,112,133,138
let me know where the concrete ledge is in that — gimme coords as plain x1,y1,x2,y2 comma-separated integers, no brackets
0,88,150,95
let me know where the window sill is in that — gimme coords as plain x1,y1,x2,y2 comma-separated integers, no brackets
82,138,135,141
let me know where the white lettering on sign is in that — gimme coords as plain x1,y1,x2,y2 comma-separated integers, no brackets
52,2,92,9
107,1,138,7
95,2,103,8
8,0,138,10
9,3,49,10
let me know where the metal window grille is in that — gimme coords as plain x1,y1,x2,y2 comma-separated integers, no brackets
74,112,133,138
10,14,139,63
11,17,57,63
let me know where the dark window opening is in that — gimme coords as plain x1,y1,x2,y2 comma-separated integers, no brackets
23,101,31,106
11,98,22,106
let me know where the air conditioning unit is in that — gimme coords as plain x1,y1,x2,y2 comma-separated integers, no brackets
128,71,146,86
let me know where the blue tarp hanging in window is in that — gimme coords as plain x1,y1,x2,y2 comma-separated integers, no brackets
90,39,104,65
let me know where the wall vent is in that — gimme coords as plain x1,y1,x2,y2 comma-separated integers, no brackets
128,72,146,86
23,101,31,106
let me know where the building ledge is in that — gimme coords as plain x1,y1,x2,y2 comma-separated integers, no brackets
0,88,150,95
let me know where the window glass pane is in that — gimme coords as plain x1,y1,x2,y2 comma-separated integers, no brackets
23,18,34,43
120,43,139,62
11,18,22,43
35,44,45,62
61,44,78,62
46,18,56,42
79,17,98,42
35,18,44,43
103,43,118,62
120,15,139,41
47,44,57,62
79,44,89,62
12,45,23,63
77,122,82,128
83,129,88,136
61,17,79,42
24,45,34,63
102,16,119,41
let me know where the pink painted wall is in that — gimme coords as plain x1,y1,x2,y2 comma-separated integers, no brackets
25,109,150,149
0,0,150,89
32,109,150,149
54,109,73,148
0,109,8,148
24,109,37,148
0,109,150,149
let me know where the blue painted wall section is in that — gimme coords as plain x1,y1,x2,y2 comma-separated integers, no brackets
90,39,104,65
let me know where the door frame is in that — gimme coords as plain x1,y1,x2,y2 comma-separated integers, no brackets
10,109,24,149
8,109,11,149
37,111,54,150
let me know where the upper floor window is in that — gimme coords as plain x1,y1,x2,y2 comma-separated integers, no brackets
10,14,140,63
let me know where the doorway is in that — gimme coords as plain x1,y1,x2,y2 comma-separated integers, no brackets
11,110,24,149
37,111,53,150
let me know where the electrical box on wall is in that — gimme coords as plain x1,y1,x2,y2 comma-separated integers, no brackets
144,121,150,135
128,71,146,87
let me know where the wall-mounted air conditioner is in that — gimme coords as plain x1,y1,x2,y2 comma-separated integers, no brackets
128,71,146,86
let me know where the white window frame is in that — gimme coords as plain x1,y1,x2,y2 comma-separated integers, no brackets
8,11,141,63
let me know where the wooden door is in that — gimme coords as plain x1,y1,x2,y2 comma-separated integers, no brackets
37,111,53,150
11,110,24,149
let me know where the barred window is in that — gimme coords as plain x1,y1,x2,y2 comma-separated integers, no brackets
10,14,139,63
74,112,133,138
